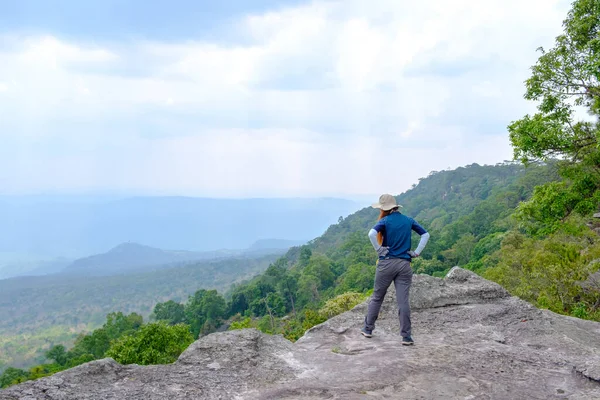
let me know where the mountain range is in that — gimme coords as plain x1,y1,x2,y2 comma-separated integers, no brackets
0,196,358,278
0,196,359,258
61,240,305,276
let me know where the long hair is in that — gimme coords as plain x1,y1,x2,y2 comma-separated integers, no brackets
377,207,399,245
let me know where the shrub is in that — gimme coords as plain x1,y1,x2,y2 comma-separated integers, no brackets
319,292,367,319
106,322,194,365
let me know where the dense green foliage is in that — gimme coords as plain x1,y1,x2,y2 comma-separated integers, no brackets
0,312,143,388
106,323,194,365
0,255,276,335
483,0,600,319
152,300,186,325
484,219,600,320
183,289,227,337
508,0,600,234
0,255,277,370
67,312,144,360
0,286,233,388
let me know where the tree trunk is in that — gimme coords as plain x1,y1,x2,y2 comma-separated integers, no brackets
289,294,296,317
263,298,275,332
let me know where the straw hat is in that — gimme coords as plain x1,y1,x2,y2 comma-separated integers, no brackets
371,194,402,211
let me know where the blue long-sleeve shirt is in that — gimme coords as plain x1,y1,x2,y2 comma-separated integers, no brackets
368,212,429,260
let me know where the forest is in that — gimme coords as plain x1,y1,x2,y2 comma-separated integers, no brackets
0,254,279,372
2,0,600,390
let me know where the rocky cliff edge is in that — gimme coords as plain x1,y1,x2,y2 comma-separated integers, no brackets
1,267,599,399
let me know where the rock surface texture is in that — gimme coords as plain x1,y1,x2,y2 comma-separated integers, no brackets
2,267,599,399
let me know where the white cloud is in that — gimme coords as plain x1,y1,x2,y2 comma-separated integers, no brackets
0,0,570,196
18,36,116,67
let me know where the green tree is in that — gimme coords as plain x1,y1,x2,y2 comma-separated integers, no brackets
260,292,286,332
442,233,477,266
298,246,312,268
152,300,186,325
0,367,29,388
508,0,600,228
45,344,67,366
277,272,299,316
66,312,143,361
200,290,226,325
104,312,143,339
229,289,250,316
70,328,110,359
304,254,335,290
471,232,507,262
336,263,375,294
297,274,321,307
185,289,209,337
106,322,194,365
184,289,227,337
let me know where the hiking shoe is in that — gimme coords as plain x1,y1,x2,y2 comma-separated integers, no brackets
361,327,373,338
402,336,414,345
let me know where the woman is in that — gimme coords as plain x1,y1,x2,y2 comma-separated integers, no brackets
361,194,430,345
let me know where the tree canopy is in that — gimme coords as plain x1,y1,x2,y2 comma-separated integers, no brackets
509,0,600,230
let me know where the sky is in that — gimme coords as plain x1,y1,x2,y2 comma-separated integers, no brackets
0,0,572,199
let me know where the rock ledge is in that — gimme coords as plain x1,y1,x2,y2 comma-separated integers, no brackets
2,268,599,399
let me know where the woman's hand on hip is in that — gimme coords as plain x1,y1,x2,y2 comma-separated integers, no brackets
377,246,390,257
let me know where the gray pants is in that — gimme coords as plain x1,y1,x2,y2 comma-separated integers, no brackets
364,258,413,337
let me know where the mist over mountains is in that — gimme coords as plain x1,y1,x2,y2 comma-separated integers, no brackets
61,240,305,276
0,196,359,278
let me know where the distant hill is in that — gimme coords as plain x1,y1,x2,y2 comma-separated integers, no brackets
61,241,295,276
0,197,360,261
1,239,308,280
62,243,233,276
